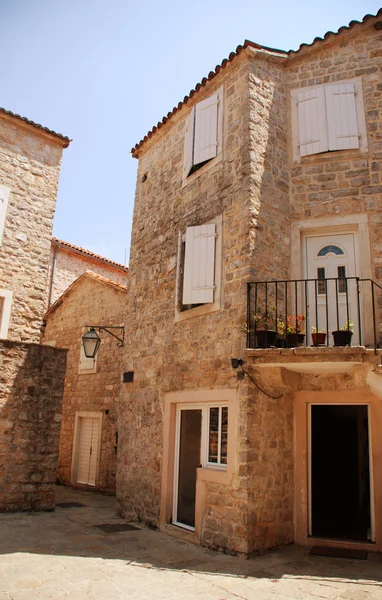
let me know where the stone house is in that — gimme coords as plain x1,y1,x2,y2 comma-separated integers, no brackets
0,108,69,510
42,271,126,493
47,237,128,307
117,10,382,556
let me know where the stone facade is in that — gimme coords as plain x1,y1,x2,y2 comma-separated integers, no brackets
0,341,67,511
118,12,382,555
47,238,128,308
0,112,69,342
42,272,126,493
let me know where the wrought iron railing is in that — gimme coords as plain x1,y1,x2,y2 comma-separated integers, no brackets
247,277,382,353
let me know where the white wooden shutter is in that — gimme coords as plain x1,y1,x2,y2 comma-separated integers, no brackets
193,94,219,166
79,343,96,372
183,107,195,178
77,417,99,485
182,224,216,304
325,83,359,151
77,417,93,484
297,87,328,156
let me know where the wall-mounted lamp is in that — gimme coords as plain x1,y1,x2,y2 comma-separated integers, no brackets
230,357,283,399
82,325,125,359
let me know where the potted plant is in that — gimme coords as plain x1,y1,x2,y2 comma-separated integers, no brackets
279,314,306,348
253,305,277,348
311,327,327,346
332,320,354,346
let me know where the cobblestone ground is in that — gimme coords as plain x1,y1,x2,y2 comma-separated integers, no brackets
0,486,381,599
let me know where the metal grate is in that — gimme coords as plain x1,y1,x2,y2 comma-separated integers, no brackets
94,523,141,533
56,502,86,508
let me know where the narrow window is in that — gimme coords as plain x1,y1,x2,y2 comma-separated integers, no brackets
208,406,228,467
338,266,346,294
317,267,326,295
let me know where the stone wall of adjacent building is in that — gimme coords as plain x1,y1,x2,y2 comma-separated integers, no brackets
42,274,126,493
0,341,67,511
0,114,66,342
47,244,128,307
286,18,382,339
118,49,293,555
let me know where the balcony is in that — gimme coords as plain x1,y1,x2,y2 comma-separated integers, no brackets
246,277,382,354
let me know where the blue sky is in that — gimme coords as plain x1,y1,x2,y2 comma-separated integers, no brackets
1,0,380,265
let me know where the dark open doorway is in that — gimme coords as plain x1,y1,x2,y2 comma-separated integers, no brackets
311,405,372,541
175,409,202,529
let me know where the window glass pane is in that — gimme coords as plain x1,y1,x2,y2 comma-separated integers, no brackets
220,407,228,465
317,268,326,295
208,407,219,463
338,266,346,293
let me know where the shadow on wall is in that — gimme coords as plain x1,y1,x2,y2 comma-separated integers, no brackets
0,340,67,512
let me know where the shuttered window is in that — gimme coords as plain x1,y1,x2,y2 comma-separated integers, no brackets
182,224,216,305
183,91,220,178
295,81,362,157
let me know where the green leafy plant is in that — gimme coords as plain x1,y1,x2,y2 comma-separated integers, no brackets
311,326,326,333
339,320,354,332
253,305,277,330
278,314,306,335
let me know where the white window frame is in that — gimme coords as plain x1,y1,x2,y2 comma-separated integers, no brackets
175,214,222,322
78,336,97,374
182,87,223,186
205,404,228,469
291,77,367,161
0,185,10,245
172,402,228,529
0,289,13,339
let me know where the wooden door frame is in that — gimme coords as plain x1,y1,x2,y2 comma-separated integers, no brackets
71,411,103,487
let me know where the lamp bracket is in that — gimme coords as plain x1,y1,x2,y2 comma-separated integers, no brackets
84,325,125,347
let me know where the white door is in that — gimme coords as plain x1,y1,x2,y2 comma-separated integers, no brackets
305,234,359,344
76,416,100,486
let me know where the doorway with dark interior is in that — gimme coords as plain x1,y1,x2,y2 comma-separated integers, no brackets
311,404,372,542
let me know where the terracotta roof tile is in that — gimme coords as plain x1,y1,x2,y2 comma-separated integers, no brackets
52,237,129,272
0,107,71,147
131,9,381,157
290,8,382,54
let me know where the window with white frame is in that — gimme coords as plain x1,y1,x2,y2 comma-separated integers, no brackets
183,89,222,179
291,79,367,159
207,405,228,467
0,185,11,245
0,290,13,339
176,215,222,318
78,339,97,374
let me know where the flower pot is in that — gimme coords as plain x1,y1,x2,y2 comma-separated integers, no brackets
311,332,326,346
255,329,277,348
286,333,305,348
332,330,353,346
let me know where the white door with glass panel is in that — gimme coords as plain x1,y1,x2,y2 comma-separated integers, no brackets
305,234,359,344
76,416,100,486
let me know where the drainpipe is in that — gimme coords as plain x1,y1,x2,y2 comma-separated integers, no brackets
48,243,59,308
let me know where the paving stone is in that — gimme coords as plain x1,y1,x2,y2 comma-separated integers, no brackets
0,487,381,600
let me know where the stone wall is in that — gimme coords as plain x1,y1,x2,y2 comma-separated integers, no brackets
47,244,128,307
0,341,67,511
0,114,66,342
42,274,126,492
118,49,293,555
